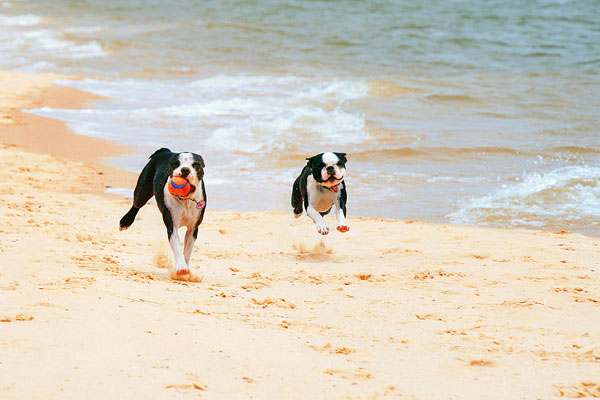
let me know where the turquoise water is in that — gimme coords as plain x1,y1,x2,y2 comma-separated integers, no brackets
2,0,599,235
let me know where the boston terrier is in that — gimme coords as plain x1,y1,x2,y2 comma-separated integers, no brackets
291,152,349,235
119,148,207,280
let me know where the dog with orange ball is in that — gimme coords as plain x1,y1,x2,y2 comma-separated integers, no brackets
120,148,206,281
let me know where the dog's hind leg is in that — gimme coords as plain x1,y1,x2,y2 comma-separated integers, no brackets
291,174,304,217
119,160,157,231
183,227,196,266
119,206,140,231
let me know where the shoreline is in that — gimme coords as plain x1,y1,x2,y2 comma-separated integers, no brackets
0,71,136,194
1,71,599,399
3,70,596,238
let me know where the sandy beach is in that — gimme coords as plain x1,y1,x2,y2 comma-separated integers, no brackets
1,72,599,399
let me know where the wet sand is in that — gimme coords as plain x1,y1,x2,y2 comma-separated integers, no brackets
1,71,599,399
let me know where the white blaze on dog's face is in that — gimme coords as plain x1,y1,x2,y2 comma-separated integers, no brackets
308,152,347,187
169,152,205,188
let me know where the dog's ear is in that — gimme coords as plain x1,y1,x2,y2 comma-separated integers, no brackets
335,152,347,164
168,154,180,171
192,154,205,168
306,154,321,167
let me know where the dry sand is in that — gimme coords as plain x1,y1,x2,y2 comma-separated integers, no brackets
1,71,599,399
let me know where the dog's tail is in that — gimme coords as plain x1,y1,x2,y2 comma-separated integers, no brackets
119,206,140,231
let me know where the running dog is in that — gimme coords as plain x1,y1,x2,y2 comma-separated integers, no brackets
291,152,349,235
119,148,206,280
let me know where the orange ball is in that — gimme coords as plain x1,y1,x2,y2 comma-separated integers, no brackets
168,176,191,197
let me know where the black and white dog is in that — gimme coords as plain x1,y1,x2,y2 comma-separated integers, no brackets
119,148,207,280
291,152,349,235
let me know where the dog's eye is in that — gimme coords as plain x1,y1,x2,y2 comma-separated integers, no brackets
192,163,202,168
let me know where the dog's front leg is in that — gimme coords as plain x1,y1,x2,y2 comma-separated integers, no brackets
306,205,329,235
183,227,196,266
168,229,189,276
179,225,204,282
335,203,349,232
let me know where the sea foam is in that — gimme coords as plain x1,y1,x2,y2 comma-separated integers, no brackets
0,13,40,26
44,75,369,156
448,164,600,228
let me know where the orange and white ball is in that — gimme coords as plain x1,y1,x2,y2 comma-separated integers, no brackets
168,176,191,197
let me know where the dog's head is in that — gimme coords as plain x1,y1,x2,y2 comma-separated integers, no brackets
306,152,347,187
168,152,205,192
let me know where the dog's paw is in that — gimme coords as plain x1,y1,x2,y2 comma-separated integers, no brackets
317,225,329,235
170,268,188,281
170,264,190,279
170,267,204,282
294,213,302,219
336,225,350,233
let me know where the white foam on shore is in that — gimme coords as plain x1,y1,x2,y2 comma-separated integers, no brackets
105,187,133,198
0,15,106,71
448,164,600,228
0,13,40,26
189,74,302,89
42,75,369,156
17,30,106,58
299,80,368,103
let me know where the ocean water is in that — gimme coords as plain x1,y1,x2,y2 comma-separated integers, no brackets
1,0,599,236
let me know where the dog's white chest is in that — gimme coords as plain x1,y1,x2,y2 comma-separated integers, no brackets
307,176,337,213
163,182,204,228
314,191,335,212
179,202,201,225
